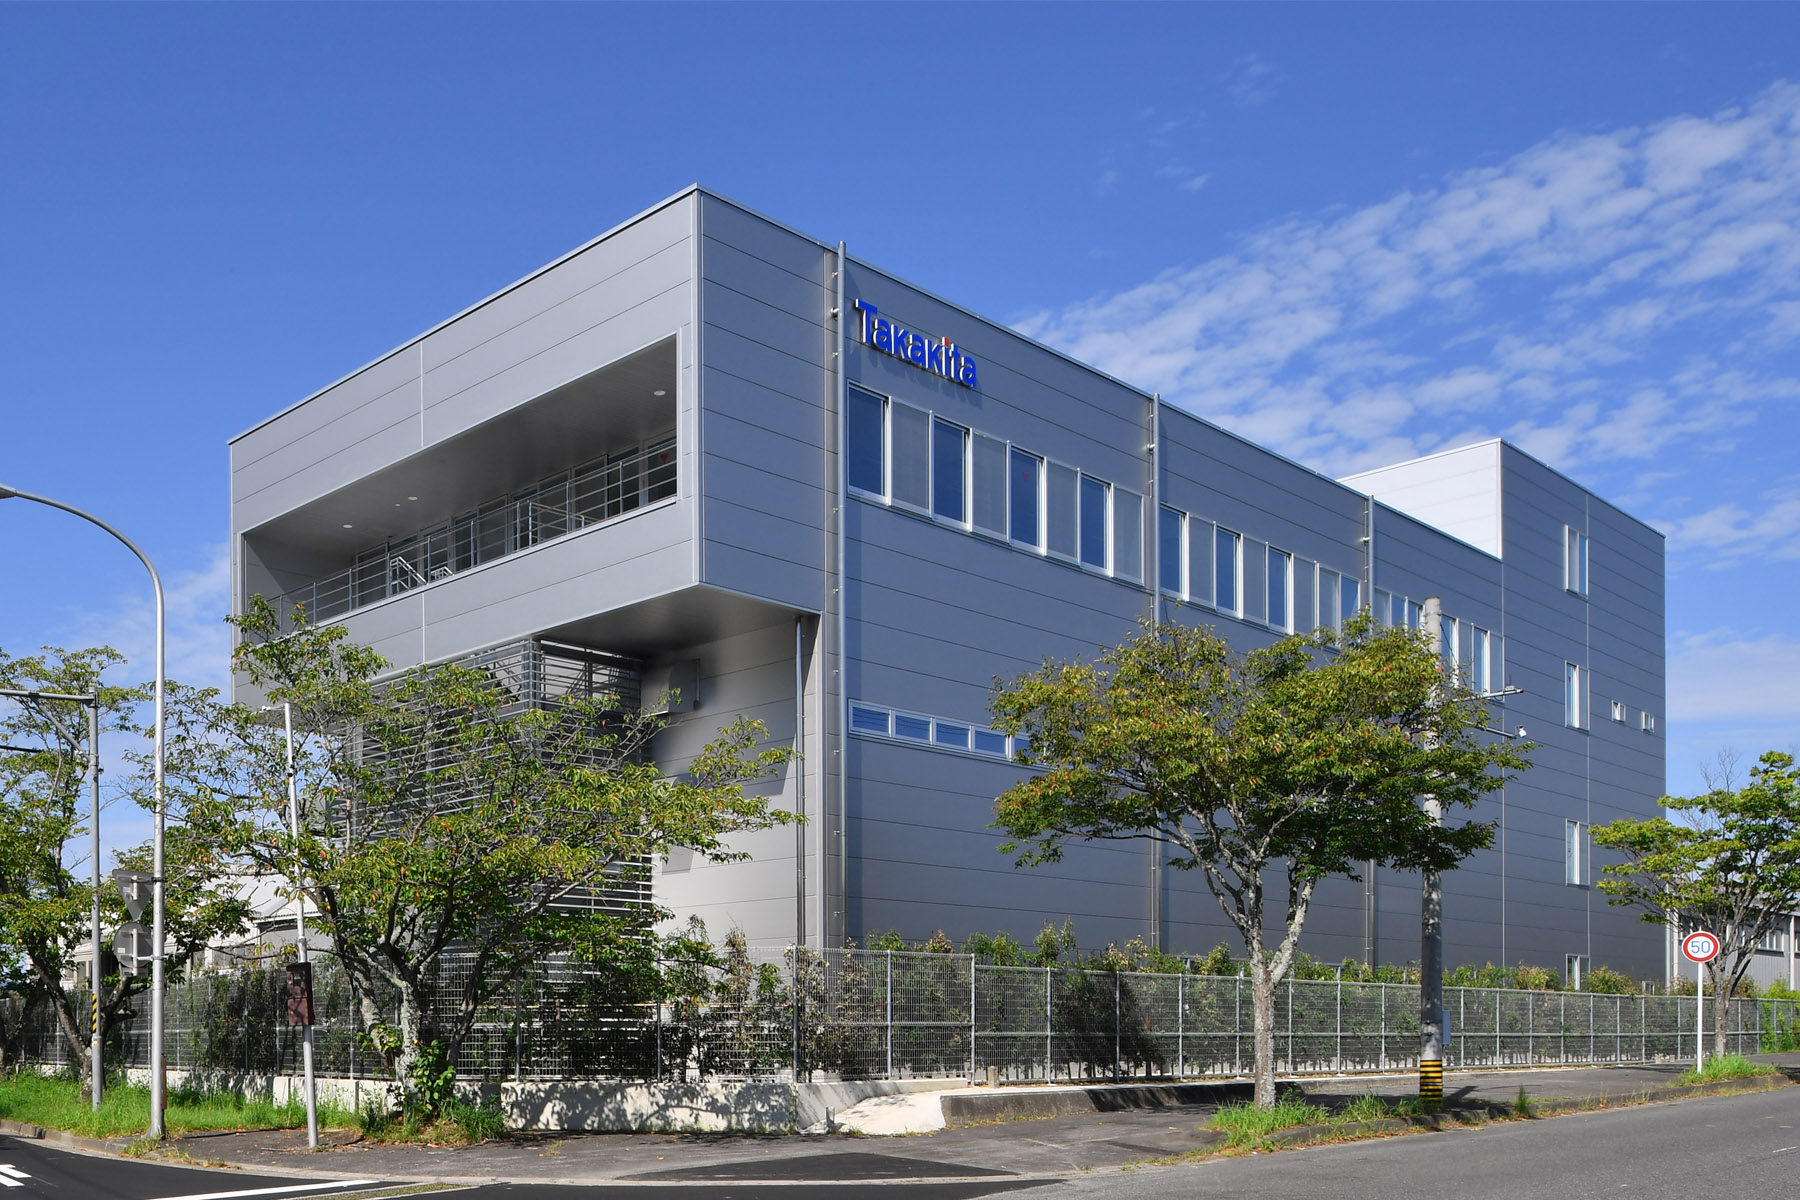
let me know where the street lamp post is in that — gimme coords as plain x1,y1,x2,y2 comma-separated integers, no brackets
0,484,168,1138
266,702,319,1148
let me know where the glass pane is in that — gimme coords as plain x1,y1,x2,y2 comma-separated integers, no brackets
848,388,886,494
1341,574,1360,623
1080,475,1109,569
972,729,1008,756
1159,507,1184,594
932,418,967,522
895,713,932,741
890,404,929,508
933,721,970,750
1010,448,1041,546
850,704,890,735
1047,463,1078,557
1319,568,1339,630
972,433,1008,535
1267,548,1289,631
645,438,677,502
1113,489,1143,581
1215,528,1239,612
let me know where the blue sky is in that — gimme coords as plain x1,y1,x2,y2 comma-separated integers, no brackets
2,3,1797,859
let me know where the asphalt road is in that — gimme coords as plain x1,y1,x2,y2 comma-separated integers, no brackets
0,1135,377,1200
1053,1086,1800,1200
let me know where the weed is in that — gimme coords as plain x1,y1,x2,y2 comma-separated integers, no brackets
1513,1085,1535,1118
1675,1054,1779,1086
1208,1098,1330,1148
0,1073,353,1140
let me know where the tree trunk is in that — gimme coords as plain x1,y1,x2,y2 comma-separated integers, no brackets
1712,971,1734,1059
35,963,93,1098
1250,957,1277,1108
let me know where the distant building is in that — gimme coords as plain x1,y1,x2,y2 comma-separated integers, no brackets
228,187,1667,979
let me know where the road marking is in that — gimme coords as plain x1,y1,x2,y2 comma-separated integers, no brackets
1774,1146,1795,1154
146,1181,380,1200
0,1165,28,1187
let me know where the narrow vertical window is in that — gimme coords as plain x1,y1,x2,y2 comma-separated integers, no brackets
1079,475,1110,570
1319,568,1340,632
1113,488,1143,582
932,418,968,523
847,387,886,496
1564,662,1586,729
1267,547,1291,632
889,403,929,509
1472,627,1492,693
1215,527,1240,614
1009,448,1041,548
1565,525,1590,596
1405,599,1421,630
1373,589,1393,628
1340,574,1360,625
1046,462,1078,559
1159,506,1185,596
971,433,1007,537
1441,616,1459,674
1565,820,1588,886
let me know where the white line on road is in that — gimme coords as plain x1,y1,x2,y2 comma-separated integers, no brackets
0,1164,27,1187
146,1181,380,1200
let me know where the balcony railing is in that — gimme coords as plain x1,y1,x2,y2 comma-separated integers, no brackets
265,437,675,633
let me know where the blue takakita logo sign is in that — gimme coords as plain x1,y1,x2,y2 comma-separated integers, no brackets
853,300,978,389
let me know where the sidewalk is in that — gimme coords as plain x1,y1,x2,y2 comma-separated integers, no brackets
159,1054,1800,1187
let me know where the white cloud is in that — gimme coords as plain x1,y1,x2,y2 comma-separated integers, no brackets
1015,81,1800,482
67,540,233,693
1669,629,1800,723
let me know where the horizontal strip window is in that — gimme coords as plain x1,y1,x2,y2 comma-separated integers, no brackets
848,700,1024,763
847,384,1143,588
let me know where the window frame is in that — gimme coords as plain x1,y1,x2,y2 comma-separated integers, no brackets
931,415,971,527
1565,525,1590,596
846,385,889,500
1158,505,1187,599
1565,819,1589,886
1214,526,1242,616
1112,485,1144,583
969,431,1008,540
1564,662,1587,730
1079,473,1112,573
1267,546,1292,632
1045,458,1080,562
887,399,931,513
1009,446,1044,551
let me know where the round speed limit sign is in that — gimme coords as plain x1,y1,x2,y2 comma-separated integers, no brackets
1682,931,1720,963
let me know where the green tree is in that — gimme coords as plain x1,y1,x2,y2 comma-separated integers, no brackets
1593,751,1800,1056
989,615,1527,1107
0,646,250,1097
172,600,793,1113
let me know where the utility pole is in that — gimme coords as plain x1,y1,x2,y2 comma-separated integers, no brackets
277,703,319,1148
1420,596,1444,1108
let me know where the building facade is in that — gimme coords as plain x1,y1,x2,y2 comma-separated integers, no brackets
229,187,1668,980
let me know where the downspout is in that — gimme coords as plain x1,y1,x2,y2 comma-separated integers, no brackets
1363,495,1378,966
1147,391,1161,951
795,615,806,948
833,241,850,949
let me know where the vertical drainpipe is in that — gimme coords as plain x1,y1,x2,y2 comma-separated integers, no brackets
833,242,850,950
1362,496,1378,966
1147,392,1161,951
795,616,806,948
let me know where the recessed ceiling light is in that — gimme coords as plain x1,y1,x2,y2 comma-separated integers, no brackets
343,523,354,529
653,389,667,397
407,496,418,501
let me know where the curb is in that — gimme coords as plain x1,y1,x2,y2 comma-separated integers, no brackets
942,1080,1256,1125
0,1117,135,1156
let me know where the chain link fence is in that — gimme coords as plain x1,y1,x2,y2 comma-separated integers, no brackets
13,947,1797,1085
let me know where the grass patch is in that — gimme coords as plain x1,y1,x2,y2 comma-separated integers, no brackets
1675,1054,1780,1086
1207,1097,1331,1148
355,1097,507,1146
0,1071,355,1140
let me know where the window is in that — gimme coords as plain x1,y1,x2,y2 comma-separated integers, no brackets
1373,589,1393,628
933,720,970,750
1472,627,1493,694
890,403,929,509
972,728,1008,756
1566,820,1588,886
1267,547,1292,632
1565,954,1589,990
1642,712,1657,734
847,387,886,495
1611,700,1627,723
1318,568,1340,631
1565,525,1589,596
1215,527,1241,614
1159,506,1186,596
894,712,932,742
1047,462,1079,559
1441,616,1459,673
932,417,968,523
1758,927,1789,955
1340,574,1361,626
1113,488,1143,582
970,433,1007,537
1565,662,1587,729
849,703,891,735
1079,475,1110,570
1405,599,1422,630
1009,448,1041,547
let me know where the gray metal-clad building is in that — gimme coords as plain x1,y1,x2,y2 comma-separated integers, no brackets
229,186,1668,981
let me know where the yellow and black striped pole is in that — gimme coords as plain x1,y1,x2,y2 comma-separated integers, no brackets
1419,1058,1443,1106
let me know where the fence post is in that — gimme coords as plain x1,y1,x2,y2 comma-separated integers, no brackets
1177,971,1185,1081
791,947,800,1081
1234,975,1242,1076
1528,991,1535,1063
968,955,976,1083
1458,990,1465,1069
886,951,894,1081
1334,973,1342,1072
1044,966,1053,1082
1286,977,1294,1074
1113,973,1122,1083
1379,984,1387,1071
